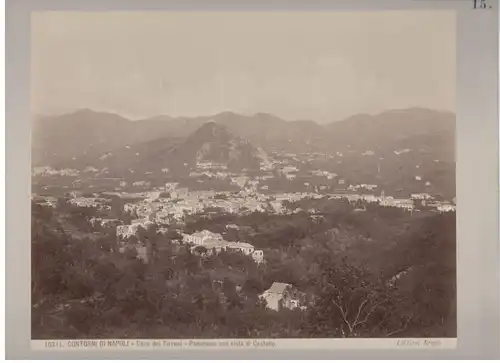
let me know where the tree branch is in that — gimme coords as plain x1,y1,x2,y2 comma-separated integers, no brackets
354,298,389,328
352,298,369,327
375,309,391,330
385,316,411,337
332,299,353,333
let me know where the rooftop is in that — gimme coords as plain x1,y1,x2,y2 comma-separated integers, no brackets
227,241,254,249
266,282,292,294
201,238,228,248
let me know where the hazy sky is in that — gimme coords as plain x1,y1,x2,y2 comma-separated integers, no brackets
31,11,455,123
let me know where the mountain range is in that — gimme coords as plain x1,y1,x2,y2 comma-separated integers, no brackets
31,107,455,175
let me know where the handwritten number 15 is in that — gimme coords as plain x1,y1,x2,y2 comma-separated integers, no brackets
473,0,492,9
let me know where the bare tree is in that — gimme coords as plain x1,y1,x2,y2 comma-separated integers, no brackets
305,257,413,338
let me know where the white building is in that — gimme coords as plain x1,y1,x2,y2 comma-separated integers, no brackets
411,193,434,200
185,230,264,264
183,230,223,245
196,161,228,170
259,282,304,311
362,195,379,203
394,148,411,155
226,241,255,255
133,181,150,187
252,250,264,264
381,198,414,210
269,201,284,214
191,238,228,255
282,166,299,174
437,204,456,213
116,220,155,239
231,176,248,188
147,191,162,200
165,182,178,192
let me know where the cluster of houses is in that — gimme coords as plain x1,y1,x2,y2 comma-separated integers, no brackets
68,197,112,210
428,202,456,212
114,219,306,312
328,191,415,210
115,219,155,239
182,229,264,264
32,166,80,177
31,195,58,208
324,190,456,213
311,170,338,180
197,161,228,170
346,183,378,192
410,193,456,212
123,187,311,224
342,190,453,213
89,217,122,229
115,222,266,266
114,218,165,263
277,165,299,180
190,170,228,179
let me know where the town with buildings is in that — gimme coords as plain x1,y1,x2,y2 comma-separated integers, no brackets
32,147,456,320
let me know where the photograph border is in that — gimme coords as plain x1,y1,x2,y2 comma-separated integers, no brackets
6,0,500,359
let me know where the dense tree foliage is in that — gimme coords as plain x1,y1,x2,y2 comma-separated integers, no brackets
31,196,456,339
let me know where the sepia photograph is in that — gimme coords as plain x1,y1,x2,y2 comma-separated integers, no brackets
30,10,457,341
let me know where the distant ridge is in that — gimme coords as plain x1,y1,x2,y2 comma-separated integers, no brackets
51,120,267,174
32,107,455,167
